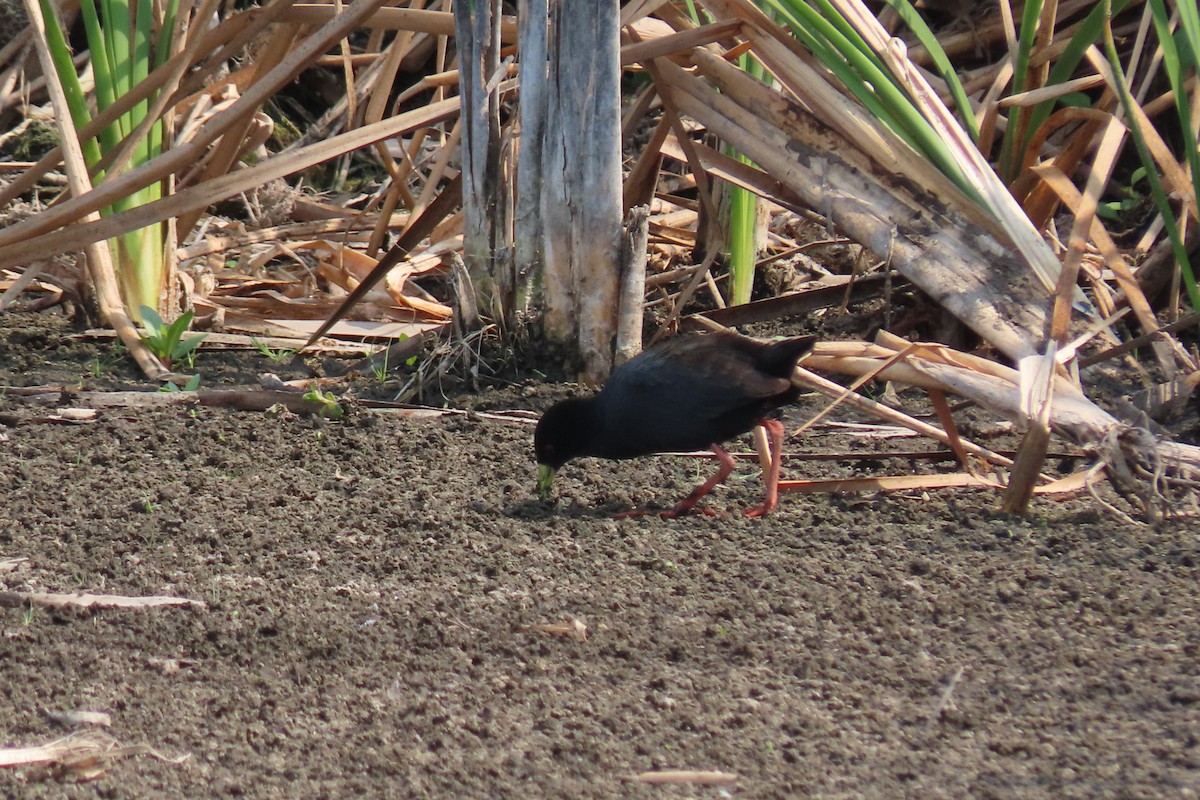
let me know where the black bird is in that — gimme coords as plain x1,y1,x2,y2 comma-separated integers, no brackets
535,331,817,518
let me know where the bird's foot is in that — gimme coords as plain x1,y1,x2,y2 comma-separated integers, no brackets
744,502,777,518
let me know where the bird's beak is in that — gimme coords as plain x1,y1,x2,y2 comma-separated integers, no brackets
536,464,557,500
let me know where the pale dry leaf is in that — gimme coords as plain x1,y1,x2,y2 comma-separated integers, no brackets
625,769,739,785
522,618,588,642
43,709,112,728
0,730,189,776
0,591,206,610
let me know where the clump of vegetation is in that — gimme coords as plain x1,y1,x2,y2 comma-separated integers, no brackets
138,306,206,370
303,387,344,420
0,121,60,161
37,0,179,319
251,338,297,364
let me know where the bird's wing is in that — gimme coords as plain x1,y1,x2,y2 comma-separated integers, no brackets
595,340,790,455
650,334,794,400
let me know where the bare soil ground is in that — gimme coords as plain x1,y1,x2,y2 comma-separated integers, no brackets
1,310,1198,799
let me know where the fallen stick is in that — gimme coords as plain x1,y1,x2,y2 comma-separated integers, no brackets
0,591,206,610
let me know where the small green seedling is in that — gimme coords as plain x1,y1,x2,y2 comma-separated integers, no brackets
371,348,391,384
251,337,297,363
303,387,345,419
159,374,202,392
139,306,207,369
86,340,127,378
1097,168,1149,222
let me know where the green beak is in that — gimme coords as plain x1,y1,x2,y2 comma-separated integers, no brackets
536,464,557,500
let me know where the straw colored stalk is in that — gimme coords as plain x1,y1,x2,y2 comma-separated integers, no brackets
0,95,469,273
0,0,394,260
805,337,1200,520
652,46,1052,360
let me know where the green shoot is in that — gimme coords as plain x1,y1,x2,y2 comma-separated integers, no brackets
38,0,181,319
86,341,127,378
371,347,391,384
159,373,202,392
303,387,345,419
251,338,297,363
1104,0,1200,309
728,48,763,307
138,306,207,369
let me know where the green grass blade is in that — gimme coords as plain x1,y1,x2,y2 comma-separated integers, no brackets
884,0,978,139
997,0,1046,181
762,0,977,200
728,51,765,306
728,177,757,305
77,0,118,120
1022,0,1131,161
1148,0,1200,225
37,0,104,170
100,0,134,136
1104,1,1200,309
759,1,910,135
155,0,180,70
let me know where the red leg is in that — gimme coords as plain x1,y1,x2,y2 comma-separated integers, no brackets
746,419,784,517
615,445,735,520
660,445,736,518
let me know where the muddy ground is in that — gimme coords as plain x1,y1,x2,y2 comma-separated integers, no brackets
0,310,1198,799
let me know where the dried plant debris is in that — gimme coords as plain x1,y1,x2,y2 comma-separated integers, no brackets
0,731,189,782
0,591,206,611
624,769,739,785
42,709,113,729
520,618,589,643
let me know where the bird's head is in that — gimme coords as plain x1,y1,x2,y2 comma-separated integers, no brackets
534,397,595,500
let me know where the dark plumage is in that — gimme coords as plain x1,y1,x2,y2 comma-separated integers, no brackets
535,331,817,517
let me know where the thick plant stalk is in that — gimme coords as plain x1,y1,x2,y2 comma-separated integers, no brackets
454,0,513,327
654,47,1056,362
615,204,649,365
515,0,548,311
541,0,623,382
22,0,169,380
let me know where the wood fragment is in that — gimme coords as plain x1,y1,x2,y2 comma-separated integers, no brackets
779,469,1095,496
0,409,98,426
0,592,206,610
625,769,739,785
